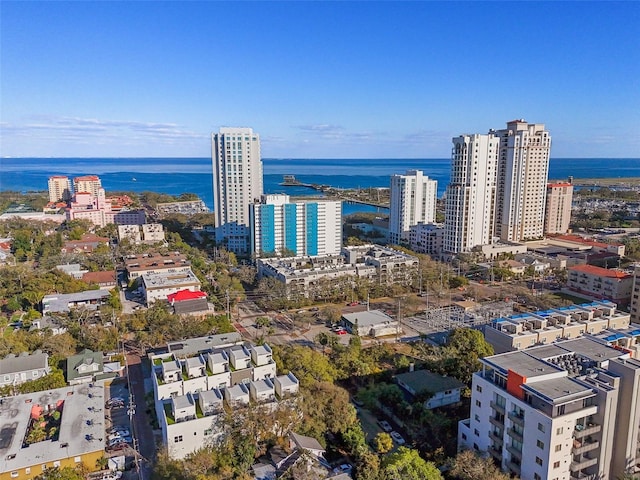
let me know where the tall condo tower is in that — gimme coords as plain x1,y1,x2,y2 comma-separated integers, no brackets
48,175,72,203
250,194,342,258
544,181,573,235
212,127,263,254
73,175,102,197
444,134,499,254
389,170,437,245
495,120,551,242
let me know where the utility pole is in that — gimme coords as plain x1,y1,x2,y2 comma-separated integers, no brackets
226,289,230,321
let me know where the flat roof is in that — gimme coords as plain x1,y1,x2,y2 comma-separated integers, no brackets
172,394,194,410
523,376,593,403
42,289,111,313
141,270,200,289
557,337,625,363
0,382,105,473
252,379,274,394
199,389,223,405
484,351,562,378
342,309,396,328
276,373,298,389
227,384,249,400
166,333,242,357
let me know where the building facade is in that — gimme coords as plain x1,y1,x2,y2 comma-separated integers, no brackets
140,269,202,304
495,120,551,242
631,265,640,325
409,222,444,256
444,133,499,254
149,334,299,459
72,175,102,197
0,351,50,387
389,170,437,245
545,182,574,235
66,188,145,228
458,337,640,479
250,194,342,258
212,127,263,254
47,176,72,203
567,264,634,307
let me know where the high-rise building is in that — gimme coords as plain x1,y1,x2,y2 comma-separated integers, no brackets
458,337,640,480
47,175,72,203
444,133,499,254
212,128,263,254
73,175,102,197
250,194,342,258
631,266,640,325
495,120,551,242
544,182,573,235
389,170,437,245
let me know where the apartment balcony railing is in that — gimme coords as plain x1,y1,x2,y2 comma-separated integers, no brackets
508,411,525,426
507,427,523,442
488,445,502,461
574,423,601,438
572,438,600,455
490,416,505,428
490,400,506,414
506,459,522,476
506,445,522,459
489,431,503,444
570,456,598,471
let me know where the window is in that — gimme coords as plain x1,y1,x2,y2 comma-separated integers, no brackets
553,461,560,469
11,472,18,478
475,414,480,422
476,385,483,392
536,440,544,449
534,474,541,480
555,444,562,452
74,457,81,463
461,433,467,440
556,427,563,435
476,400,482,407
174,436,183,443
536,457,543,466
25,469,30,475
53,462,60,468
537,422,545,432
474,429,479,436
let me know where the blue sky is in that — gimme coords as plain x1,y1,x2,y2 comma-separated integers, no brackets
1,1,639,158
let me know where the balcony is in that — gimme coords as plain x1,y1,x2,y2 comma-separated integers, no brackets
489,431,503,444
490,400,506,414
507,427,523,442
488,445,502,461
574,423,601,438
570,456,598,471
506,459,521,476
506,445,522,458
490,415,505,428
508,410,525,426
572,438,600,455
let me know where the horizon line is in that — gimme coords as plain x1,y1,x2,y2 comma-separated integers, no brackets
3,156,639,160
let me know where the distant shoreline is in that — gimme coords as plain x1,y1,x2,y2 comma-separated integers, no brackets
550,177,640,187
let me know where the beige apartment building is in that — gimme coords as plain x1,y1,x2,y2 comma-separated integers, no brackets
567,264,634,307
47,175,72,202
631,265,640,324
72,175,102,196
484,300,633,354
495,120,551,242
459,337,640,479
545,182,573,235
124,252,191,279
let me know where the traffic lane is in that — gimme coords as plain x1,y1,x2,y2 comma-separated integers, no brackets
126,353,156,478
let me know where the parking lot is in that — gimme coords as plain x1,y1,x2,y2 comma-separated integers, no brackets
104,379,137,469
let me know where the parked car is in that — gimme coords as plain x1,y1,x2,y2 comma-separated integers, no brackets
107,441,129,452
390,431,405,445
378,420,392,432
336,329,347,335
109,427,130,437
348,302,359,306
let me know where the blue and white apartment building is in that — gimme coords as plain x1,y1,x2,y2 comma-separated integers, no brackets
250,194,342,258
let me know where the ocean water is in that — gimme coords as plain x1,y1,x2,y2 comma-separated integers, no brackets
1,157,639,215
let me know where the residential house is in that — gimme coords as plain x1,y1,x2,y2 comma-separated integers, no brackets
0,351,50,387
395,369,465,409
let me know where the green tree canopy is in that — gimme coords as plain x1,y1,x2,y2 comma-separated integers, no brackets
381,446,443,480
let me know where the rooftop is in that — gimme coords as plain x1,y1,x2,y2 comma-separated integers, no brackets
0,382,105,473
569,264,631,279
395,369,465,394
42,289,111,313
0,351,48,375
141,269,200,289
523,376,593,403
166,333,243,357
342,309,396,328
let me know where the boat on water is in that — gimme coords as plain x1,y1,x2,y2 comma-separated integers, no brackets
132,177,137,181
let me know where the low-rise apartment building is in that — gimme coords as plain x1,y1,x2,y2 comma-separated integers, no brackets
458,337,640,479
0,382,106,480
124,252,191,279
567,265,634,307
257,245,418,298
140,269,201,304
42,289,112,314
408,222,444,257
485,301,631,354
149,334,299,459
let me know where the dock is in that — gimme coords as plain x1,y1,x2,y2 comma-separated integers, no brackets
278,175,390,208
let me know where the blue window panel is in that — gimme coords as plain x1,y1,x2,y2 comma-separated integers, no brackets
261,204,276,253
284,204,298,254
306,203,318,256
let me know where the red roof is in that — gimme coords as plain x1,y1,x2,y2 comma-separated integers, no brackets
553,234,622,249
569,264,631,279
167,290,207,303
74,175,100,181
82,270,116,284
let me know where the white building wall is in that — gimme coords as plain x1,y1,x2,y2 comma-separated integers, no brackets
389,170,437,245
444,134,499,253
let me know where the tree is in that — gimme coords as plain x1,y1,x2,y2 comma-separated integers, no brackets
381,447,443,480
448,450,511,480
373,432,394,454
33,466,84,480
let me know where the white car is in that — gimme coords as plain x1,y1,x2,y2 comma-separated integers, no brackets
378,420,392,432
390,431,405,445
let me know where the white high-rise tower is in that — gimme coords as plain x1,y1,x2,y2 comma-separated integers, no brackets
389,170,437,245
212,127,263,254
444,133,499,254
495,120,551,242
